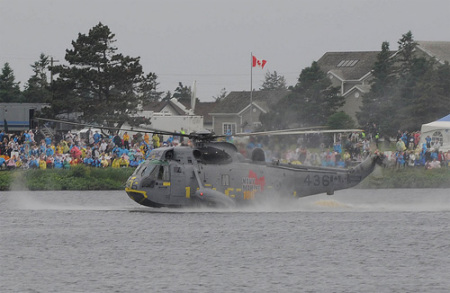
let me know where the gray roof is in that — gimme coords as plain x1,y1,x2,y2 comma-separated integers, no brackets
211,90,290,114
416,41,450,64
143,99,189,115
316,51,382,80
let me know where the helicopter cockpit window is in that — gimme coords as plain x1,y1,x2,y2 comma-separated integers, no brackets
141,164,157,178
162,165,169,181
148,165,170,181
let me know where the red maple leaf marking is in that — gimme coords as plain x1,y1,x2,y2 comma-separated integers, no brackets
248,170,265,192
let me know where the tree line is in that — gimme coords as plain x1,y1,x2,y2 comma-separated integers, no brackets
1,25,449,136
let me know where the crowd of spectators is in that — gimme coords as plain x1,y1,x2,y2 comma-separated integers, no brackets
383,130,450,169
0,127,449,171
265,130,450,170
0,127,186,171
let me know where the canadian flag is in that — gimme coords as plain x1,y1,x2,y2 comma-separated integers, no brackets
252,55,267,69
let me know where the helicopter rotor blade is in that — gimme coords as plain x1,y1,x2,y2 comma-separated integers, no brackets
234,128,364,137
34,117,176,136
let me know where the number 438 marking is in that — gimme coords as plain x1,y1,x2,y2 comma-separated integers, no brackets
304,175,332,186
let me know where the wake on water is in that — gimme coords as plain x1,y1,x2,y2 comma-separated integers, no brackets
2,188,450,213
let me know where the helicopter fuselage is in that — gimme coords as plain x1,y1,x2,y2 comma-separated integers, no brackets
125,143,380,208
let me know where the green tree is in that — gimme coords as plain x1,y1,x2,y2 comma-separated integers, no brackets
23,53,52,103
260,71,287,90
358,31,450,136
327,111,355,129
172,82,191,104
50,22,152,128
260,62,343,129
213,88,227,102
357,41,397,133
162,91,172,101
139,72,163,105
397,31,417,75
0,63,22,102
396,57,434,131
402,61,450,130
289,61,344,126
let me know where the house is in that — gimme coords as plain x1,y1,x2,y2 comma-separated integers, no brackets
316,41,450,122
316,51,381,122
209,90,289,135
415,41,450,65
139,98,217,133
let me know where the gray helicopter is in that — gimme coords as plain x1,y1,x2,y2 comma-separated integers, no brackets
125,130,383,208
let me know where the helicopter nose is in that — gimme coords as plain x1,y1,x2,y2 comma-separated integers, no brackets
126,177,136,189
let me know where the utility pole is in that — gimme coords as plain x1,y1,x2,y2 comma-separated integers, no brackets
50,57,59,87
50,57,59,101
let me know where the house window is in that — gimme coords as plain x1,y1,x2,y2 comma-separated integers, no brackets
223,123,236,135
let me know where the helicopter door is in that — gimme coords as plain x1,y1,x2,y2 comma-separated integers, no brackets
152,165,171,198
171,165,193,201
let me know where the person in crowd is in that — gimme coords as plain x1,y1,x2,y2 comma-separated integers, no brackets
100,155,109,168
39,154,47,170
113,132,122,147
63,156,71,169
70,143,82,160
46,154,54,169
118,155,129,168
425,135,432,148
84,154,94,167
123,132,130,149
54,155,64,169
93,130,102,145
152,133,160,148
6,155,17,170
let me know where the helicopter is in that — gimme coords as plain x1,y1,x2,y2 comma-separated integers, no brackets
124,129,383,208
35,118,382,208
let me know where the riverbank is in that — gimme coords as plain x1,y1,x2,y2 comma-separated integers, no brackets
0,167,134,191
0,166,449,191
358,167,450,189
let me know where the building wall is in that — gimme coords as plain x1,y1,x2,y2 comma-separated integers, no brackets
0,103,48,132
213,115,240,135
340,90,363,123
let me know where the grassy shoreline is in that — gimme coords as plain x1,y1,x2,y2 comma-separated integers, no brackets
1,166,449,191
0,166,134,191
358,167,450,189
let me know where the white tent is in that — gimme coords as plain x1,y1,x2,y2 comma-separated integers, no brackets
420,114,450,151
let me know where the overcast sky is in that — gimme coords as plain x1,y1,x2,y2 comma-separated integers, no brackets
1,0,450,102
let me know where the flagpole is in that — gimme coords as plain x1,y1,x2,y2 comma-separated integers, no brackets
250,52,253,132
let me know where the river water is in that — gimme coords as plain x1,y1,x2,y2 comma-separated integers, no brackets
1,188,450,292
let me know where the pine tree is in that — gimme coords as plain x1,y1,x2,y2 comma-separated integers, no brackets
139,72,163,105
213,88,227,102
357,41,397,134
50,23,152,128
172,82,191,104
260,71,287,90
261,62,343,129
0,63,22,102
290,62,344,126
23,53,52,103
